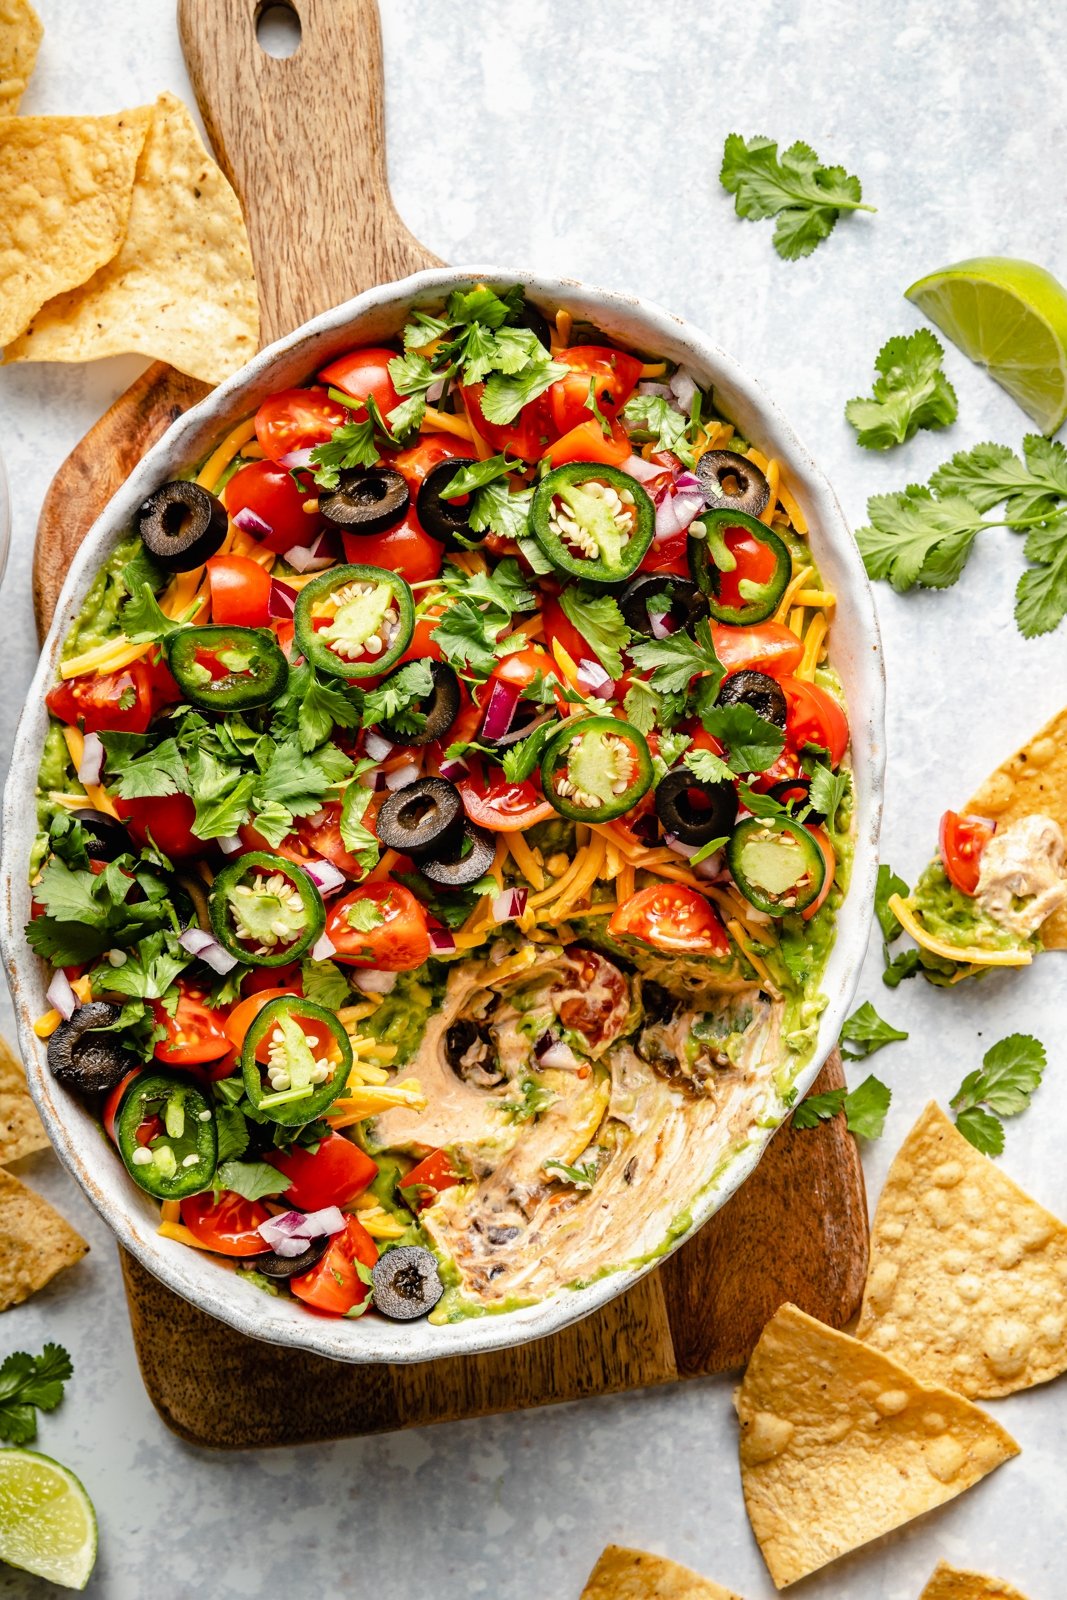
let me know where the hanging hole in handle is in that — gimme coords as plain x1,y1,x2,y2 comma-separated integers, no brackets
255,0,302,58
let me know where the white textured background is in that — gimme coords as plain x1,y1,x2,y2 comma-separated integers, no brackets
1,1,1066,1596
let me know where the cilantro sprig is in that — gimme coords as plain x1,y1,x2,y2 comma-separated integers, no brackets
0,1344,72,1445
793,1073,891,1138
839,1000,908,1059
845,331,957,450
950,1033,1047,1155
720,133,875,260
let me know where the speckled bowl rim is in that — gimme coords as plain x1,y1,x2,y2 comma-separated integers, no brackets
1,267,884,1364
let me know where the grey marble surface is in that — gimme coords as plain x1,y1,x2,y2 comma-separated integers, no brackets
1,0,1066,1595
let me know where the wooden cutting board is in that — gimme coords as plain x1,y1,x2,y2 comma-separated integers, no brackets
31,0,868,1447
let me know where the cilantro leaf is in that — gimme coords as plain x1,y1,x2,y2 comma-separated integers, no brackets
26,854,171,965
629,617,724,697
875,862,909,945
99,734,189,800
557,586,631,677
271,664,360,752
338,782,380,876
839,1000,908,1059
214,1160,291,1203
882,947,922,987
856,485,990,592
91,932,190,1001
215,1104,250,1165
720,133,874,260
185,751,257,841
620,395,694,466
301,957,351,1010
808,759,850,825
683,746,734,785
0,1344,73,1446
1014,515,1067,638
950,1033,1046,1154
845,331,957,449
480,351,566,426
431,598,505,675
699,702,785,774
501,719,557,784
467,478,534,542
441,454,518,498
793,1073,891,1137
121,582,189,644
929,434,1067,521
310,417,379,488
621,679,660,735
357,658,434,732
954,1106,1005,1156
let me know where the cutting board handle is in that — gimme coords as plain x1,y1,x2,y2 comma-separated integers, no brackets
178,0,441,345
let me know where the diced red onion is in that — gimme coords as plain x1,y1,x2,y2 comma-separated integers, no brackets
669,369,699,412
302,858,346,897
354,968,399,995
576,659,614,700
665,833,721,879
480,677,521,743
425,377,446,403
268,578,298,620
655,488,706,542
674,470,702,493
77,732,103,787
492,887,528,923
306,808,328,828
46,969,77,1021
257,1206,346,1256
621,453,666,484
362,767,390,791
665,832,699,860
649,611,672,640
635,381,673,401
384,761,420,792
283,533,334,572
438,756,468,782
429,928,457,955
363,729,394,763
178,926,238,974
278,447,314,470
217,834,243,856
538,1040,581,1070
311,930,336,961
233,506,273,537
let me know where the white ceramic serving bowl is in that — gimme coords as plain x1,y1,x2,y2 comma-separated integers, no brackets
1,269,884,1363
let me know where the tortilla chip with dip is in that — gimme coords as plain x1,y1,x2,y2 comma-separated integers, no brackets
0,1167,87,1311
580,1545,744,1600
0,0,42,115
919,1560,1031,1600
855,1101,1067,1399
5,90,259,383
734,1302,1018,1590
0,1033,48,1164
0,105,150,348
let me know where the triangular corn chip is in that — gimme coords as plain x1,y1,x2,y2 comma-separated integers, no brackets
735,1303,1018,1589
0,105,149,346
0,1168,87,1310
580,1546,743,1600
6,91,258,382
964,704,1067,949
0,1034,48,1164
0,0,42,115
856,1102,1067,1397
919,1559,1031,1600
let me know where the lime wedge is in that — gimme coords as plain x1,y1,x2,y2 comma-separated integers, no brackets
905,257,1067,435
0,1450,97,1590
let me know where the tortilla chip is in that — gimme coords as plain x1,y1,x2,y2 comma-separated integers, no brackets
734,1303,1018,1590
580,1546,743,1600
0,1167,87,1310
919,1560,1031,1600
6,91,258,382
964,704,1067,948
855,1102,1067,1398
0,106,149,347
0,1034,48,1164
0,0,42,115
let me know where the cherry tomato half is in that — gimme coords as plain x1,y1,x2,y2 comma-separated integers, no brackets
457,767,556,833
543,418,631,468
639,529,691,579
268,1134,377,1212
609,883,730,958
255,386,346,463
152,984,231,1066
224,460,323,553
547,346,643,436
782,678,850,768
242,800,369,882
326,880,432,970
458,382,552,461
47,661,157,735
180,1191,272,1257
939,810,996,897
290,1216,378,1316
206,553,273,628
116,792,200,859
341,510,444,584
399,1148,461,1208
104,1070,141,1145
801,826,837,922
711,622,804,679
541,595,589,672
389,435,475,492
318,347,401,419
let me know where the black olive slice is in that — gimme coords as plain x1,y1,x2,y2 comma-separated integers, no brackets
620,574,707,638
70,808,129,864
380,661,460,747
375,777,463,858
416,459,481,548
47,1001,136,1095
253,1234,330,1280
135,481,228,571
421,819,495,887
718,669,788,729
696,450,770,519
319,466,410,535
767,776,826,828
371,1245,444,1320
654,767,738,846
